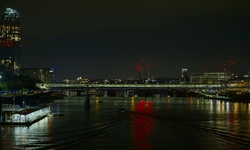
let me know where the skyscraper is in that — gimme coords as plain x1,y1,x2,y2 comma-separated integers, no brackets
180,68,189,83
0,8,21,75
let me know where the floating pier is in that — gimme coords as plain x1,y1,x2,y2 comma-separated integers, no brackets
0,105,50,126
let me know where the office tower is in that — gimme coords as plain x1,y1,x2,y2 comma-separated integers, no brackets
180,68,188,83
0,8,21,75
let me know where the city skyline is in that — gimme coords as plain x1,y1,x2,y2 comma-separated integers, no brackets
0,0,249,80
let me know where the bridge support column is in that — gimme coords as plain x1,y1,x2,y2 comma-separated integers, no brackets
63,90,78,97
104,91,107,97
70,91,77,96
116,90,119,97
69,90,73,96
64,90,70,97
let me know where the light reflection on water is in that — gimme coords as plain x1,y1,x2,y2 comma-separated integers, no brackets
1,96,250,149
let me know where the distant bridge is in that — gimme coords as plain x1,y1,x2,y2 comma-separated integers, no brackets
36,83,224,90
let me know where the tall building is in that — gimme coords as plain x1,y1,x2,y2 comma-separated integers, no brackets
0,8,21,75
21,68,55,83
180,68,189,83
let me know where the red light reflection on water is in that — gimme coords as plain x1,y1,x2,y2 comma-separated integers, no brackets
133,100,154,149
136,100,153,113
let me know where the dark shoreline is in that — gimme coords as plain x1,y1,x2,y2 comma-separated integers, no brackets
0,91,66,107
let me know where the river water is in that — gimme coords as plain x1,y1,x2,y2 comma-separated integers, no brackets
1,96,250,149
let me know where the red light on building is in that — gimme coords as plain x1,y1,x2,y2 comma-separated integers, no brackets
137,65,141,71
0,40,14,47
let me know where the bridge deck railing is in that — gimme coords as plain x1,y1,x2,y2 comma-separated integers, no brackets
36,83,223,90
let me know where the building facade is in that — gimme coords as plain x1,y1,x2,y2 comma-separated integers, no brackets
190,72,231,84
180,68,189,84
21,68,54,83
227,78,250,88
0,8,21,75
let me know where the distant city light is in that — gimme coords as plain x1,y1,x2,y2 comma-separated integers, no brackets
5,8,19,15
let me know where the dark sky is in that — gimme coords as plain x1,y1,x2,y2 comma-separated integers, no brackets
1,0,250,81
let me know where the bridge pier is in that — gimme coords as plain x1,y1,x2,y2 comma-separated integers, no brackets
116,91,119,97
104,91,107,97
63,90,79,97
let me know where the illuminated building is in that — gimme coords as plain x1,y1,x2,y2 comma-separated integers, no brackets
180,68,189,84
0,8,21,75
21,68,54,83
190,71,231,84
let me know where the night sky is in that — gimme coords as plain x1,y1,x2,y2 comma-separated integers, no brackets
1,0,249,81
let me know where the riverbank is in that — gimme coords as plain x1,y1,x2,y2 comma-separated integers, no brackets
0,91,66,107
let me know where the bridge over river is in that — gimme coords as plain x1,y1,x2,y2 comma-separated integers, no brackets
36,83,226,97
37,83,224,90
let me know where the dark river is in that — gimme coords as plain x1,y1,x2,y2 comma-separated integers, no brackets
1,96,250,149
